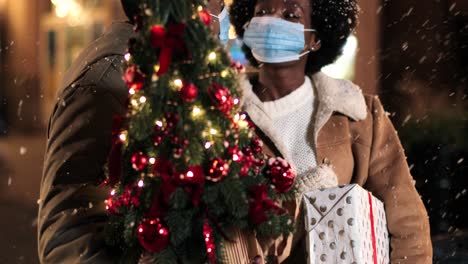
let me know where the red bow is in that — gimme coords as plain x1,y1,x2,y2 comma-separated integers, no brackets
249,184,285,225
150,23,189,76
153,158,205,206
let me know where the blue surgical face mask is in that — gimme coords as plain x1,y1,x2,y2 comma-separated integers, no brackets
211,7,230,44
243,16,317,63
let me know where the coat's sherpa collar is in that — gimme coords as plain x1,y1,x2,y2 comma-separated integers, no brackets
240,71,368,160
310,72,367,122
241,71,367,195
310,72,368,141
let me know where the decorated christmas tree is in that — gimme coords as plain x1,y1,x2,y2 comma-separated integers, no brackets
104,1,296,262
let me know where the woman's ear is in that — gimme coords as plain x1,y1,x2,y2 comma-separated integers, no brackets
309,33,321,52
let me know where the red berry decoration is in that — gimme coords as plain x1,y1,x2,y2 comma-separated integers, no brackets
198,10,212,25
173,147,183,159
179,82,198,102
105,196,119,214
251,136,263,154
242,146,252,156
228,146,243,163
131,152,148,171
203,219,216,263
164,113,179,129
137,218,170,253
125,65,145,92
266,157,295,193
232,61,244,71
171,135,180,144
239,165,249,177
206,158,229,182
153,135,163,146
119,184,142,207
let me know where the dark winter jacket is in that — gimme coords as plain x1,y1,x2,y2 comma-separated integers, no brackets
38,22,133,263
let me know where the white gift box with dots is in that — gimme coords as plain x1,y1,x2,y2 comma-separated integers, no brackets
303,184,390,264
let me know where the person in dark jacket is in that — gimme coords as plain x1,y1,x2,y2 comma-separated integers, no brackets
37,1,224,263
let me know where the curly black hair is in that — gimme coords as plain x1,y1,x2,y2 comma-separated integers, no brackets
230,0,358,74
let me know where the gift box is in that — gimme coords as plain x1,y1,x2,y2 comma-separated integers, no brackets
303,184,390,264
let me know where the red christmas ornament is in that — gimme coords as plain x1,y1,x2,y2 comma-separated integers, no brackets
125,65,145,91
203,219,217,264
198,10,212,25
205,158,229,182
208,83,234,114
265,157,295,193
131,152,148,171
179,82,198,102
137,218,170,253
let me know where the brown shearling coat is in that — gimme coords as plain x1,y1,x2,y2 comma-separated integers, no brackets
222,73,432,264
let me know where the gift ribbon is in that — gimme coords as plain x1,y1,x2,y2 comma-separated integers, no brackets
368,192,378,264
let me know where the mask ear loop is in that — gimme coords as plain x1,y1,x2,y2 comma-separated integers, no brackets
210,7,228,20
210,7,227,21
299,50,311,57
217,6,228,21
304,29,320,51
242,20,250,30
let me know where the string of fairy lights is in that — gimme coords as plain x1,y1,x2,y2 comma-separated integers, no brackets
116,32,249,179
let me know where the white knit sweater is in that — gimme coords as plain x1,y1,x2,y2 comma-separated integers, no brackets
254,76,318,179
